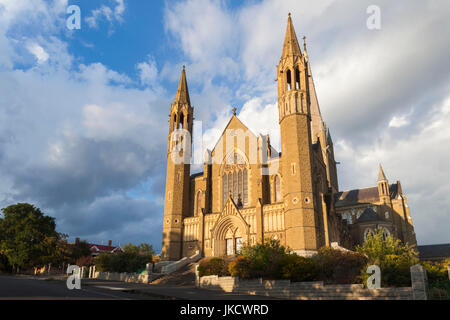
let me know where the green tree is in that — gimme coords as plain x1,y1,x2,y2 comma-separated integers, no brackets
70,240,92,263
94,243,154,273
0,203,60,271
356,228,419,287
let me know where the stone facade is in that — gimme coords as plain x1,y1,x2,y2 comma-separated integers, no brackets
161,14,417,261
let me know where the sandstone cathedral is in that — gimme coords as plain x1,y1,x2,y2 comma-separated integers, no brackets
161,14,417,261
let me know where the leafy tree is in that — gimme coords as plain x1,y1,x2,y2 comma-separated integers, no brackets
94,243,154,273
0,203,60,270
70,240,92,263
122,243,155,256
356,228,419,287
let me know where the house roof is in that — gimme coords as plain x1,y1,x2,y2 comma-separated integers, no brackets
335,183,399,207
88,244,122,253
417,244,450,261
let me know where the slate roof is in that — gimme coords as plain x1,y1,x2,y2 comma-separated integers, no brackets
190,172,204,179
356,207,386,223
335,183,399,207
417,244,450,261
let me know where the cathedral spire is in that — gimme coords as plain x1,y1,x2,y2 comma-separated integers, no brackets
174,65,191,105
378,164,388,182
281,13,302,60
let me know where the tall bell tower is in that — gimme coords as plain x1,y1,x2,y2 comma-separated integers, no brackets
277,14,320,255
161,66,193,261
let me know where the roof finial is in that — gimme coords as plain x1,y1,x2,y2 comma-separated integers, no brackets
232,107,237,116
182,65,185,70
288,12,291,17
303,35,307,51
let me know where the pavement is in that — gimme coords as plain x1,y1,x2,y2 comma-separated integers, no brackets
0,275,277,300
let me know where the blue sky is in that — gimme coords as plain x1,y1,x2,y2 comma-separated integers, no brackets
0,0,449,251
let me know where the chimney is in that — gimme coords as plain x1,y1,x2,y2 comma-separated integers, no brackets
75,237,80,245
108,240,112,247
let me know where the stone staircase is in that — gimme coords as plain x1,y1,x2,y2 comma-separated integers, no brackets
150,262,197,287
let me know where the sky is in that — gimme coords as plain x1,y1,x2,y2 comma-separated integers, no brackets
0,0,449,251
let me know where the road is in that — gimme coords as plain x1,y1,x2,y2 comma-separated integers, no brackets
0,275,158,300
0,275,277,300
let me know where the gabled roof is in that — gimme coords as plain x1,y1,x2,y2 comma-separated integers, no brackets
356,207,385,223
417,244,450,261
335,184,399,207
211,115,258,155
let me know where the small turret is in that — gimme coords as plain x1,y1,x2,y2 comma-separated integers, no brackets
377,164,390,202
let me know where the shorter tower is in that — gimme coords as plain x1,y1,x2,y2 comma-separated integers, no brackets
161,66,193,261
377,164,390,203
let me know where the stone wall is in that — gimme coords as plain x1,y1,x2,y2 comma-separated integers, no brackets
161,250,201,274
197,264,429,300
93,271,150,284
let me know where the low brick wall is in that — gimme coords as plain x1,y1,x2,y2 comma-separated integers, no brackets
198,276,413,300
93,271,150,284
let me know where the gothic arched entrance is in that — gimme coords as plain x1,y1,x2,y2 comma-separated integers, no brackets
211,215,249,256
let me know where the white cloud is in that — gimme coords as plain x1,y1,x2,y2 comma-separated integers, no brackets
26,42,49,64
389,115,409,128
238,98,280,151
85,0,126,29
136,56,158,86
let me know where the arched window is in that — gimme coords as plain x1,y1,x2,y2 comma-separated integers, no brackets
274,176,281,202
223,153,249,208
223,174,227,205
178,113,184,129
243,169,248,205
228,173,232,198
295,68,300,89
364,228,374,241
196,191,202,215
238,170,242,200
233,171,238,202
382,228,391,240
173,114,177,130
286,69,292,90
342,212,352,224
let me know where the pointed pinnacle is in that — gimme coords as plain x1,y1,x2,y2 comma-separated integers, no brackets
174,65,191,105
378,164,387,182
281,13,302,59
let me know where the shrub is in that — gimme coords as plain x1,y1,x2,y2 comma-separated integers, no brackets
421,260,449,285
356,228,419,287
76,255,94,267
280,254,320,282
229,256,253,279
315,247,367,284
198,257,230,277
94,253,114,272
239,239,289,279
